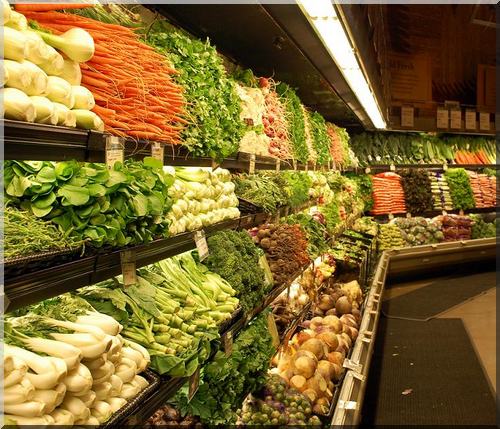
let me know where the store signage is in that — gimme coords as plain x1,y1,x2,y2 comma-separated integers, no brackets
193,230,209,261
401,105,414,127
120,250,137,287
151,142,164,163
450,110,461,129
222,330,233,356
105,136,124,169
388,52,432,102
389,164,396,172
436,108,449,129
465,110,476,130
267,313,280,348
479,112,490,131
249,153,256,174
365,167,371,174
275,158,280,173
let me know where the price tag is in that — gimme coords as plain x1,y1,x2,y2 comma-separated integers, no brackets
465,110,476,130
292,159,298,171
151,142,164,163
193,230,209,261
249,153,256,174
406,212,411,218
222,330,233,356
365,167,371,174
479,112,490,131
450,109,461,129
442,210,447,215
188,367,200,401
338,400,358,410
305,162,309,172
275,158,280,173
443,163,448,171
437,108,449,129
267,313,280,348
313,163,317,171
389,164,396,172
401,105,414,128
351,371,366,381
459,209,464,216
388,213,394,220
211,159,220,171
105,136,124,169
120,250,137,287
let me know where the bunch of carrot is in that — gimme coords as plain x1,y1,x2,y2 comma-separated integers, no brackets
454,150,490,165
370,172,407,215
327,124,343,167
467,171,496,208
25,11,186,143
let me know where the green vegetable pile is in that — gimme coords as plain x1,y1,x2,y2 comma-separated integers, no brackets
400,169,433,214
147,22,244,160
281,171,312,208
352,216,378,236
378,223,405,251
344,172,374,212
276,83,308,163
3,206,85,260
393,217,444,246
308,111,331,166
202,230,271,313
174,312,275,425
233,173,288,213
470,215,497,239
78,252,239,376
444,168,476,210
5,159,174,248
285,213,328,258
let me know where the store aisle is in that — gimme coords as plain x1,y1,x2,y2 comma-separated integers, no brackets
361,269,497,426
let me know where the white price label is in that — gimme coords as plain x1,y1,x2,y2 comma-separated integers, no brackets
193,230,209,261
437,108,449,129
465,110,476,130
443,163,448,171
222,330,233,356
249,154,256,174
351,371,366,381
343,359,363,373
365,167,371,174
479,112,490,131
120,250,137,287
275,158,280,173
305,162,309,172
459,209,464,216
442,210,447,216
450,109,461,129
406,212,412,218
151,142,164,163
388,213,395,220
401,105,414,128
105,136,124,169
390,164,396,172
188,367,200,401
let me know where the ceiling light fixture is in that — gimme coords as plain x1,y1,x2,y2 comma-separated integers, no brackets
297,0,386,129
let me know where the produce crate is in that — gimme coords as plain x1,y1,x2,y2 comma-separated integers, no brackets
102,369,161,428
4,247,84,278
238,197,262,215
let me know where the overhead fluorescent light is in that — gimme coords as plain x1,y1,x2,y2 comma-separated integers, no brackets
297,0,386,129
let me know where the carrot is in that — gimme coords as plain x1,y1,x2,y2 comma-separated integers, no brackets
92,104,116,118
15,4,95,12
126,130,161,140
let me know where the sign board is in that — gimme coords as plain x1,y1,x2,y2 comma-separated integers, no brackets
465,110,476,130
436,108,449,129
388,53,432,102
401,106,414,127
450,110,461,130
105,136,124,168
193,230,209,261
479,112,490,131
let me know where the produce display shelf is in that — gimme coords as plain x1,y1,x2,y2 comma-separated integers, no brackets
345,164,499,173
331,237,496,426
3,119,323,172
371,207,497,221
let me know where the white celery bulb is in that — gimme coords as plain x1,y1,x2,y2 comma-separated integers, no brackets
4,27,28,61
2,88,36,122
37,27,95,63
61,58,82,85
44,75,74,108
30,96,58,125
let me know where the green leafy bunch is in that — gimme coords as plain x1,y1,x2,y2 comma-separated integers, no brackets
147,22,245,160
445,168,476,210
343,173,373,212
4,158,174,247
203,230,269,313
174,311,275,425
399,169,433,214
281,171,312,208
308,111,331,165
233,172,288,213
285,213,328,257
276,83,308,163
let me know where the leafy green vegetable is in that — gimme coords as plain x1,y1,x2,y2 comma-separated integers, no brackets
470,214,497,239
284,213,328,258
202,230,270,313
281,171,312,208
344,173,373,212
400,169,433,214
308,111,331,165
445,168,476,210
233,173,288,213
147,22,244,160
174,312,275,425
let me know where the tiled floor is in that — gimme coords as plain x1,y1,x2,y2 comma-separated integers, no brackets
383,278,496,393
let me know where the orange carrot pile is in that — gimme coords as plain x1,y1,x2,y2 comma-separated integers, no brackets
25,11,186,143
327,124,343,166
467,171,496,208
14,4,95,12
455,150,490,165
370,172,407,215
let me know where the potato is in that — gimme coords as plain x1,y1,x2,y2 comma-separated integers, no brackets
310,317,324,330
316,360,336,380
293,356,317,378
290,375,307,392
315,332,339,352
322,315,342,333
335,296,352,315
301,338,328,360
327,351,344,366
317,295,335,311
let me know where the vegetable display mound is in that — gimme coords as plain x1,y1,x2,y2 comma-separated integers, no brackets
393,217,443,246
400,169,433,214
174,312,275,425
3,205,85,261
308,111,331,166
78,253,239,377
436,214,472,241
470,214,497,239
5,159,174,248
234,173,288,213
26,11,186,143
378,223,405,250
147,22,244,159
203,230,271,313
428,171,453,211
467,171,496,208
276,83,308,163
344,173,374,212
281,171,313,208
250,223,310,285
328,124,351,168
370,172,406,215
285,213,328,258
444,168,475,210
353,216,378,236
